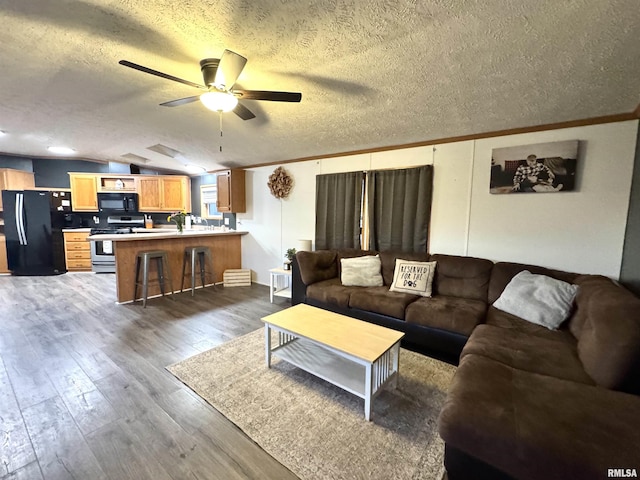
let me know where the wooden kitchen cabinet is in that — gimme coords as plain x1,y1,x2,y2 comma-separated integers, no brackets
161,176,190,211
63,230,92,271
69,173,98,211
138,175,190,213
68,172,190,213
0,235,8,273
0,168,35,210
137,177,162,211
97,175,136,192
216,169,245,213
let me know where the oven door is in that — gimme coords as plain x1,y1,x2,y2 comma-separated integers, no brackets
90,239,115,272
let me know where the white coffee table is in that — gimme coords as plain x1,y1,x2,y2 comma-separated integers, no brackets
262,304,405,421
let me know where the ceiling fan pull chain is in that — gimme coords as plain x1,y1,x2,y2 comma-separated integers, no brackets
219,111,223,152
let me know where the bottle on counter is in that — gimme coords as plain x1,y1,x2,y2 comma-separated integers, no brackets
145,215,153,229
185,214,192,231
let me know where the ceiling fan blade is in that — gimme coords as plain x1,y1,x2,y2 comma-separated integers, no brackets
119,60,207,91
160,95,200,107
214,50,247,90
233,102,256,120
233,89,302,102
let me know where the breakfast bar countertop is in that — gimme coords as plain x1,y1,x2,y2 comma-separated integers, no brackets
87,229,248,241
90,228,247,303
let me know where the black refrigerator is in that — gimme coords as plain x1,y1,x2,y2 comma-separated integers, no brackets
2,190,71,275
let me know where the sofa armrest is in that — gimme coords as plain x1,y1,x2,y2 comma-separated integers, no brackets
291,256,306,305
296,250,338,285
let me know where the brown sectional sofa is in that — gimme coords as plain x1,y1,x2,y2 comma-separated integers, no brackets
292,249,640,480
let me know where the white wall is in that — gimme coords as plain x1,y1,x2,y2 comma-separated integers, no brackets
239,161,319,284
468,121,638,277
240,120,638,285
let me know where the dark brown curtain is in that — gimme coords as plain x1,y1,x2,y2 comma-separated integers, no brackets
367,165,433,252
315,171,364,250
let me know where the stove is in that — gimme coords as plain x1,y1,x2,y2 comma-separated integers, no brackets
90,227,134,235
90,215,144,273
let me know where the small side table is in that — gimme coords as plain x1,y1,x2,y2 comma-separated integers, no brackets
269,267,292,303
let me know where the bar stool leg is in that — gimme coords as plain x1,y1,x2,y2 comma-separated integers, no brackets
141,254,150,308
133,255,141,302
163,253,175,299
198,251,206,290
206,249,216,290
180,250,188,293
190,250,197,296
157,257,165,297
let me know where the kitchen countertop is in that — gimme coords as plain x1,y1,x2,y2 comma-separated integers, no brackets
62,228,92,232
87,229,248,241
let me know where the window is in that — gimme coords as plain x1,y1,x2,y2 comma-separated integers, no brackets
315,171,364,250
315,165,433,252
200,184,223,220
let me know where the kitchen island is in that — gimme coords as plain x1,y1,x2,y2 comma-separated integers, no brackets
87,229,248,303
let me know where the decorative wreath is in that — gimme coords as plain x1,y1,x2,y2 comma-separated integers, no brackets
267,166,293,199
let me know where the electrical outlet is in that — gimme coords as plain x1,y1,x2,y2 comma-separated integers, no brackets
224,217,230,225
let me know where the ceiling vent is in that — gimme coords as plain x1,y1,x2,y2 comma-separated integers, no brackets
121,153,151,164
147,144,181,158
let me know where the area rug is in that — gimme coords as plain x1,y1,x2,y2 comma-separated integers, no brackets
167,329,456,480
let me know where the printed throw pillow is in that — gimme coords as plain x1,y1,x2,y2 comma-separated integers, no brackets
340,255,384,287
389,259,437,297
493,270,579,330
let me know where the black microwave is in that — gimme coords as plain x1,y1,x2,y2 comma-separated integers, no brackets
97,193,139,213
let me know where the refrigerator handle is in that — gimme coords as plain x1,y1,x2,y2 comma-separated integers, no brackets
15,193,27,245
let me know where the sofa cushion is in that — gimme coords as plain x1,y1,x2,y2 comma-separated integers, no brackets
462,324,594,384
492,270,579,330
485,306,574,340
572,275,640,394
438,354,640,480
348,286,419,320
379,251,431,286
388,259,436,297
405,295,486,336
340,255,383,287
428,254,494,302
336,249,378,277
488,261,578,304
296,250,338,286
306,278,362,309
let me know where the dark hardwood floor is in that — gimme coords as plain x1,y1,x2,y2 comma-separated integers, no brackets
0,273,299,480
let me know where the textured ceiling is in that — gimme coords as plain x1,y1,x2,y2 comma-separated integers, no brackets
0,0,639,173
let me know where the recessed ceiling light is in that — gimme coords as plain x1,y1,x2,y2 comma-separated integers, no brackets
185,164,206,174
48,146,76,155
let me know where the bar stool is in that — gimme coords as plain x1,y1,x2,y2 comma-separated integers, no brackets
181,246,216,296
133,250,175,308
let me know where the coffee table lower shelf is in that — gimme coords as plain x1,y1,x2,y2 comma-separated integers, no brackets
265,326,401,420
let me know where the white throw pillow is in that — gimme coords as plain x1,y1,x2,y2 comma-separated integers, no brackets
340,255,383,287
389,259,437,297
493,270,579,330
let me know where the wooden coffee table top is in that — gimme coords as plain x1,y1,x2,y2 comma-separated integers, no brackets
262,304,405,363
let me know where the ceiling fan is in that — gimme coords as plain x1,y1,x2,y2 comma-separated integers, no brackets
119,49,302,120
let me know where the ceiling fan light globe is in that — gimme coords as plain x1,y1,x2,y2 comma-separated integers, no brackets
200,91,238,112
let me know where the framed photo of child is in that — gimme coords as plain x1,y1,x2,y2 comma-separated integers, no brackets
489,140,579,194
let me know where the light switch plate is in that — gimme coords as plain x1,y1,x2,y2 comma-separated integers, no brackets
224,217,230,225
